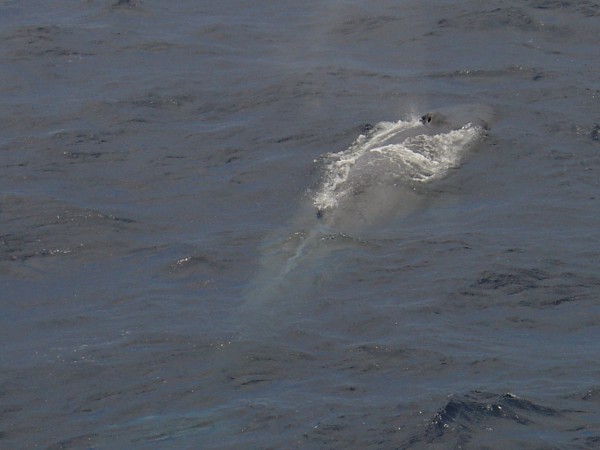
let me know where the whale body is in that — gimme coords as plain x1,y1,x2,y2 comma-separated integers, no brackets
313,104,491,234
233,104,492,337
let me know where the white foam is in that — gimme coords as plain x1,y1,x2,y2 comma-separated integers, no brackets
314,118,484,212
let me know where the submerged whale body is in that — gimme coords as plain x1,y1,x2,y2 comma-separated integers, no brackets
233,104,492,336
313,104,491,234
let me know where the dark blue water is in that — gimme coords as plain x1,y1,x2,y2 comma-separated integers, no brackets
1,1,600,448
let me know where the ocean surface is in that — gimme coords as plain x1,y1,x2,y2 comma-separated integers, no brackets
1,0,600,448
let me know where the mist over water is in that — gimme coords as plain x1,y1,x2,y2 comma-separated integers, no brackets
2,1,600,448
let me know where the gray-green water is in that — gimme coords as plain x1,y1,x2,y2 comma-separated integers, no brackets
1,1,600,448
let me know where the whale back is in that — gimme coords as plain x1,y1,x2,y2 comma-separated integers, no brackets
313,104,491,232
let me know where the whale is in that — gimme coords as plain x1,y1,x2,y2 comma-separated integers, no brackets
313,104,491,235
231,104,492,339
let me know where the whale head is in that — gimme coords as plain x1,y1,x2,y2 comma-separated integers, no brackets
420,104,492,131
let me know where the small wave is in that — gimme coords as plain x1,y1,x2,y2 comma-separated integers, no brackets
402,391,566,448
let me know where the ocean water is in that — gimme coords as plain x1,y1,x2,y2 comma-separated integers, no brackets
1,0,600,448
